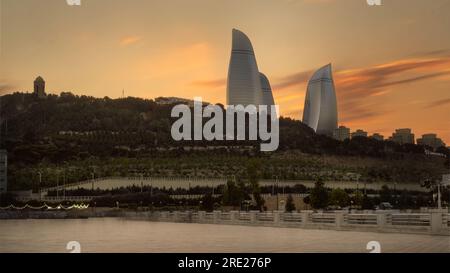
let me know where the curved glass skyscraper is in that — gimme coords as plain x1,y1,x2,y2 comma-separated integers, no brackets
259,72,275,106
302,64,338,136
226,29,262,106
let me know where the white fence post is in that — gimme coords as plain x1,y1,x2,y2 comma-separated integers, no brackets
250,211,257,224
213,210,221,224
230,211,238,224
301,211,309,227
430,209,445,235
274,211,281,226
335,212,344,229
377,213,387,231
198,211,206,223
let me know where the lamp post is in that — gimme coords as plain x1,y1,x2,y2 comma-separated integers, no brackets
37,171,42,201
91,172,95,192
272,175,279,210
63,168,66,200
56,169,59,199
394,181,397,206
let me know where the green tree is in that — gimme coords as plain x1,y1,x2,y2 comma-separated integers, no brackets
309,179,329,209
361,194,374,210
379,185,392,203
329,188,349,208
352,190,364,208
200,193,214,212
246,160,265,211
285,194,296,212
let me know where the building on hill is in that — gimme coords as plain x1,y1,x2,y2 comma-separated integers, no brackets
370,133,384,141
33,76,46,98
389,128,415,144
351,129,368,138
154,97,210,107
417,134,446,150
333,126,350,141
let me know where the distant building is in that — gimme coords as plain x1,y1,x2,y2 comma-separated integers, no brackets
389,128,415,144
417,134,446,150
333,126,350,141
371,133,384,141
0,150,7,193
33,76,46,98
154,97,210,107
351,129,368,138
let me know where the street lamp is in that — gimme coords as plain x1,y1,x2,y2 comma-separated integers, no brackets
91,172,95,191
63,168,66,200
272,175,279,210
37,171,42,201
56,169,60,199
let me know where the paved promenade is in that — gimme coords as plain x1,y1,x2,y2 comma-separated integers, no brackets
0,219,448,253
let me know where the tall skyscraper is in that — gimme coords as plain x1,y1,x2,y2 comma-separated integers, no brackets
302,64,338,136
259,72,275,107
34,76,46,98
0,150,7,193
226,29,262,107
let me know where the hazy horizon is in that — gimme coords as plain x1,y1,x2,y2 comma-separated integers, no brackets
1,0,450,143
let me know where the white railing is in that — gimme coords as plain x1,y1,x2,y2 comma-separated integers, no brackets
239,212,251,221
130,211,449,235
257,212,274,222
281,212,302,223
390,213,430,227
344,214,378,225
309,213,335,224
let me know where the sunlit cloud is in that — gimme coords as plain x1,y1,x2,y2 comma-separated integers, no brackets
120,36,143,46
425,98,450,109
271,55,450,124
0,82,14,95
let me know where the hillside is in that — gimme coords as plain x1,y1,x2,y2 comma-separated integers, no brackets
0,92,448,190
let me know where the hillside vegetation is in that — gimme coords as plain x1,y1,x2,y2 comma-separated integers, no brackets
1,92,448,190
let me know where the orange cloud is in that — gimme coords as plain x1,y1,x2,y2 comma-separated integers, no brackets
425,98,450,109
120,36,143,46
273,55,450,124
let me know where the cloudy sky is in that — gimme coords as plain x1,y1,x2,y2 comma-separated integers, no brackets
1,0,450,143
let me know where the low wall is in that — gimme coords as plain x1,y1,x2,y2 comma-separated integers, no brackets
124,210,450,236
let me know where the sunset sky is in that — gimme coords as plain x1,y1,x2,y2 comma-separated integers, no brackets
1,0,449,144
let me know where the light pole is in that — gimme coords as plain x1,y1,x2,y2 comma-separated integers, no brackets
437,181,442,209
91,172,95,192
56,169,59,199
272,175,279,210
63,168,66,200
394,181,397,206
37,171,42,201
